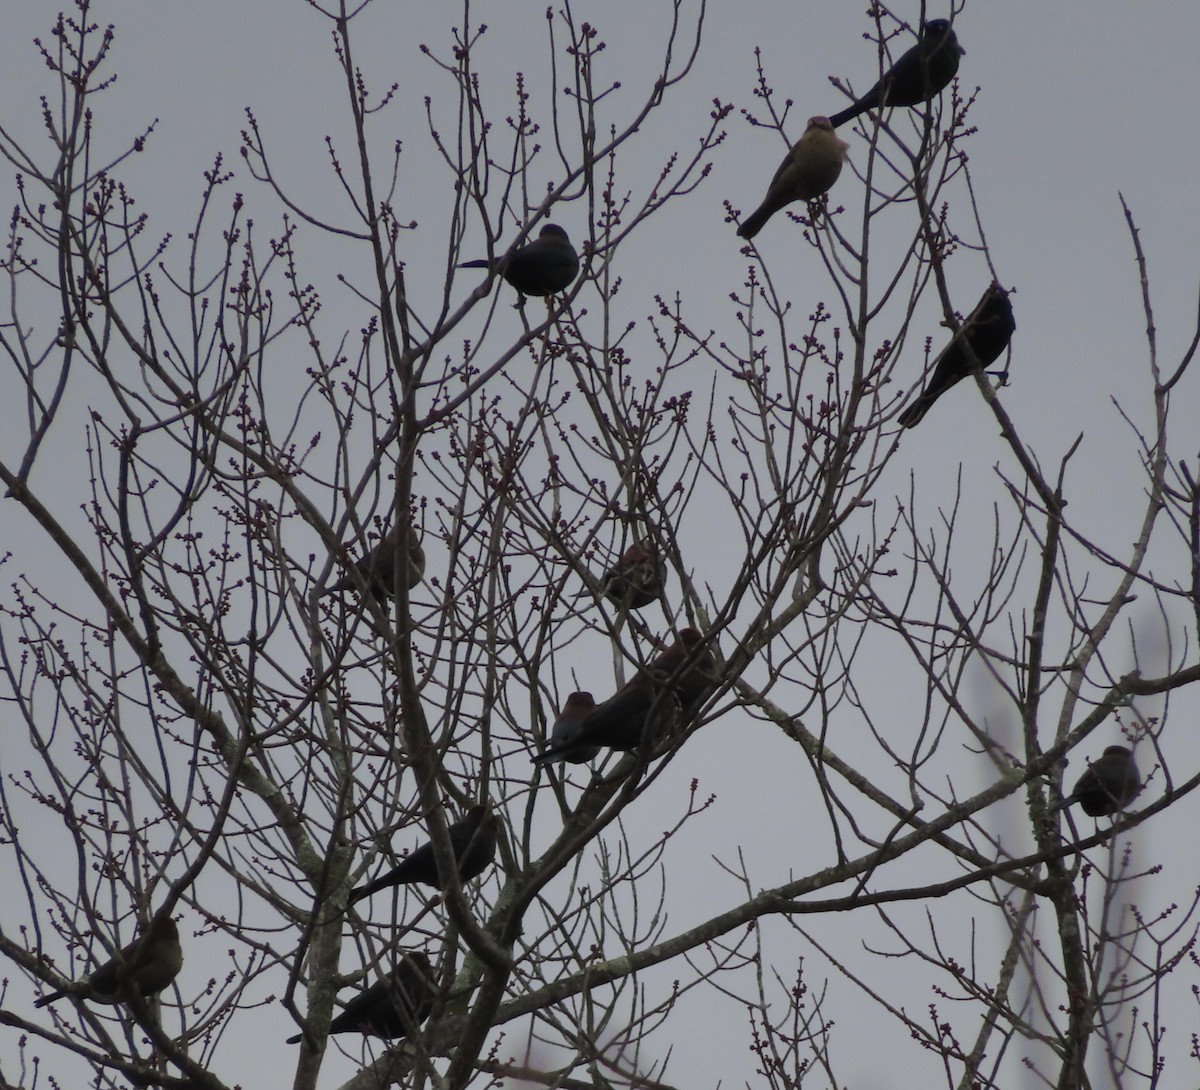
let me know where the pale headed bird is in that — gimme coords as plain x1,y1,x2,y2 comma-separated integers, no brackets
737,117,849,240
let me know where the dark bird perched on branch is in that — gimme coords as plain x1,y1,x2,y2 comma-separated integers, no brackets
737,117,849,240
600,540,668,610
324,521,425,604
460,224,580,298
533,628,717,764
897,282,1015,428
1052,746,1141,817
35,914,182,1008
288,951,436,1044
547,691,600,765
349,804,497,904
829,18,965,129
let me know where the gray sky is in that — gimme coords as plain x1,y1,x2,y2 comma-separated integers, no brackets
3,2,1199,1088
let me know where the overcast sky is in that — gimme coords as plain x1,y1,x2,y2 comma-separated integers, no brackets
3,2,1199,1088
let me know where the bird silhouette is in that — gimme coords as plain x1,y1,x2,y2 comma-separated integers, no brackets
1052,746,1141,817
35,914,182,1008
324,521,424,604
348,805,497,904
460,224,580,297
288,950,436,1044
737,117,849,240
547,691,600,765
600,540,668,610
829,18,965,129
533,629,716,763
897,282,1015,428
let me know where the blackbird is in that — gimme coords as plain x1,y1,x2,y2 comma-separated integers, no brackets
325,521,424,604
460,224,580,297
829,18,965,129
600,540,668,610
737,117,849,240
349,804,497,904
547,691,600,765
533,629,716,763
288,950,435,1044
35,914,182,1008
1052,745,1141,817
897,282,1015,428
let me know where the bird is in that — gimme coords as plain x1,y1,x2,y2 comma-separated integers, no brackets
348,804,497,904
828,18,965,129
737,117,849,240
324,521,424,604
459,224,580,298
288,950,436,1044
35,914,182,1008
600,540,668,610
897,281,1015,428
1052,746,1141,818
533,628,717,764
547,691,601,765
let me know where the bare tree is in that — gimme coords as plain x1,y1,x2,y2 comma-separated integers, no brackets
1,4,1198,1090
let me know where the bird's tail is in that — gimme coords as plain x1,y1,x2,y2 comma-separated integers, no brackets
736,205,771,241
827,102,866,130
34,989,66,1008
896,396,933,429
458,259,490,270
347,874,390,904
